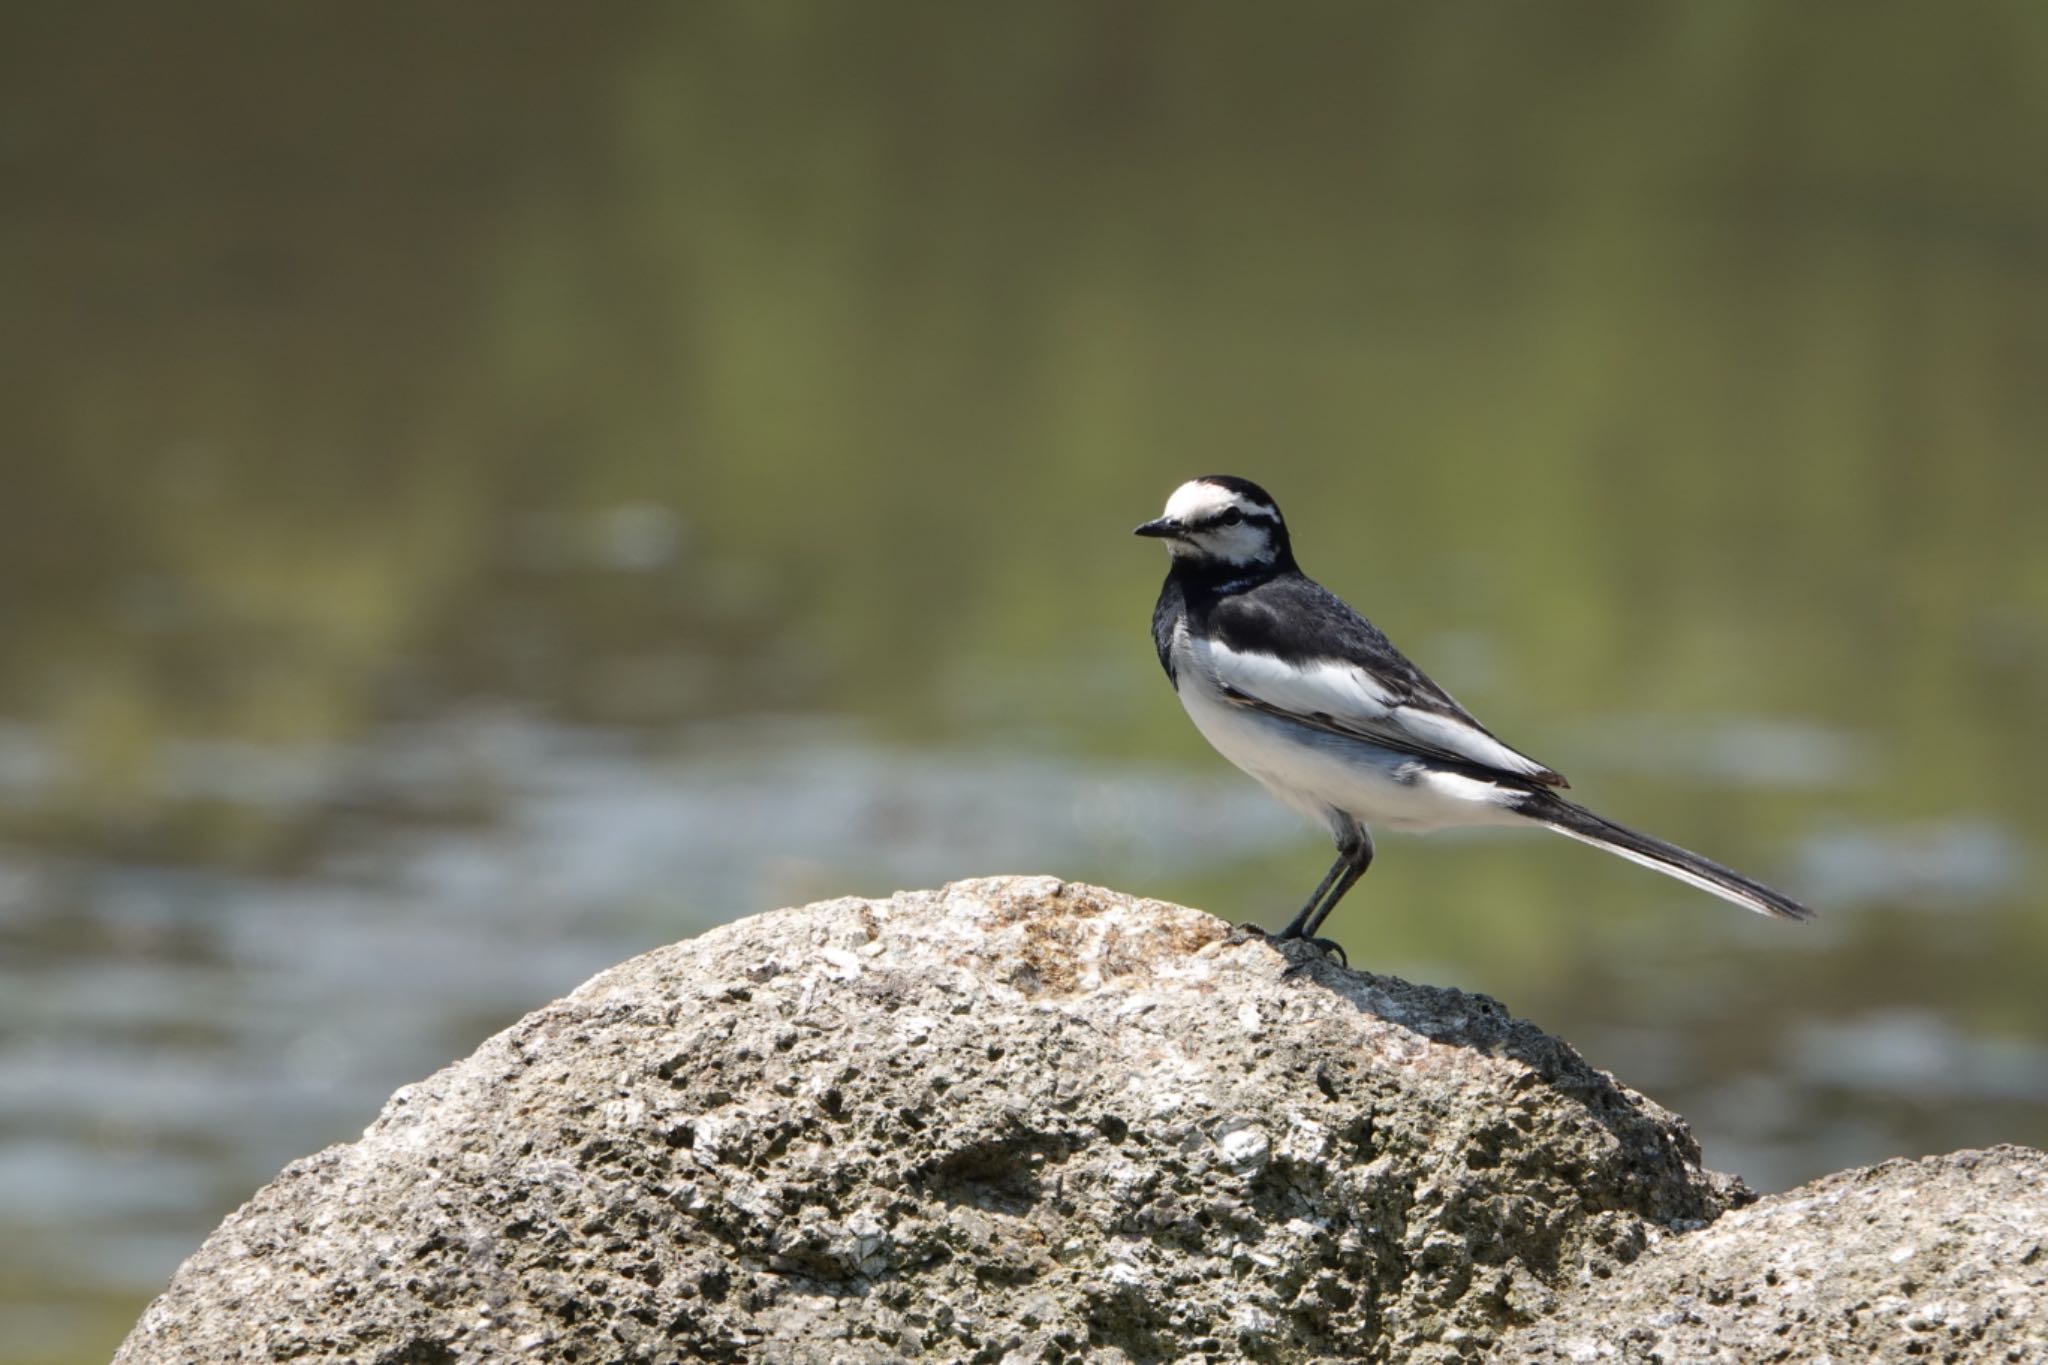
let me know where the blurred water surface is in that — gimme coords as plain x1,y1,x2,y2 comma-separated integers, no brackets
5,5,2048,1361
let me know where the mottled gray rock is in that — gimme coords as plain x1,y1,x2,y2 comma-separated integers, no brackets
1502,1145,2048,1364
116,877,1736,1364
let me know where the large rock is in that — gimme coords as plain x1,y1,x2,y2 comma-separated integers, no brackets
1501,1145,2048,1363
115,877,1738,1364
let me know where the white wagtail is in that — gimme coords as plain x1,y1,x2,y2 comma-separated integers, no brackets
1137,475,1811,957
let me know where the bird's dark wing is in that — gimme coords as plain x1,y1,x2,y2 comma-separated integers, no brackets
1196,575,1567,787
1150,578,1185,683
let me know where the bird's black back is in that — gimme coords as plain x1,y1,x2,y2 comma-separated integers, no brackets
1157,561,1497,736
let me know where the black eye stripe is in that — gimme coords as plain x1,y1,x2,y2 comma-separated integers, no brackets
1196,508,1277,530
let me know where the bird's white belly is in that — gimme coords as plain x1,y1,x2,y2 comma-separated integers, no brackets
1175,674,1524,835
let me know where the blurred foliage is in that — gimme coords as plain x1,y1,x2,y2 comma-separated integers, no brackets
5,4,2045,847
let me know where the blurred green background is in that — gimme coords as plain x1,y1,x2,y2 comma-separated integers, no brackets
6,4,2048,1360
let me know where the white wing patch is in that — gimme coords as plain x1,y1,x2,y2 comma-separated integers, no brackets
1196,647,1398,717
1195,640,1556,782
1392,706,1556,782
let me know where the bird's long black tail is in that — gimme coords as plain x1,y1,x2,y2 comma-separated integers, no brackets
1519,792,1813,922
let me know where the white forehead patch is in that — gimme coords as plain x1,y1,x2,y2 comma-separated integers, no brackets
1155,479,1282,566
1162,480,1262,524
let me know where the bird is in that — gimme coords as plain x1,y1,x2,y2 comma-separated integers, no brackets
1136,474,1811,959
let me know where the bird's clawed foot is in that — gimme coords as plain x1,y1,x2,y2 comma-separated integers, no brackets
1273,933,1348,974
1226,921,1348,971
1292,934,1348,969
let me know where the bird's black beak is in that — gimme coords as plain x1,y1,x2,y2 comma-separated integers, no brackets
1133,517,1179,539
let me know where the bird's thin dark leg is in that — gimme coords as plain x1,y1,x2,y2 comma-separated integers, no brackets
1229,851,1346,946
1276,851,1353,940
1272,829,1374,965
1299,838,1373,942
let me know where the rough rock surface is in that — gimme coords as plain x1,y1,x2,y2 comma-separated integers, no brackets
115,877,1739,1364
1501,1145,2048,1364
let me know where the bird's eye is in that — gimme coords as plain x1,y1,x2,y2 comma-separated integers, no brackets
1219,508,1244,526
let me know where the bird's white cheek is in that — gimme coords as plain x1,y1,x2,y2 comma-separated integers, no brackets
1192,527,1271,564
